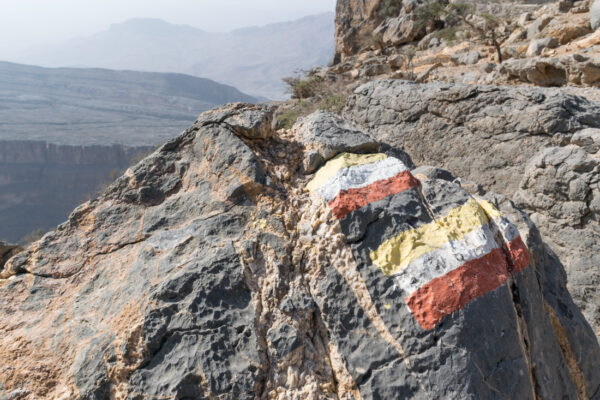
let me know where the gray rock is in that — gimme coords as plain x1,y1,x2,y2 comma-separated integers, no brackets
518,12,532,25
571,128,600,153
1,98,599,398
196,102,274,139
451,50,480,65
293,110,379,173
514,145,600,337
267,324,302,358
314,173,600,399
527,14,554,39
592,0,600,30
0,105,267,398
526,37,559,56
375,14,426,47
479,62,497,73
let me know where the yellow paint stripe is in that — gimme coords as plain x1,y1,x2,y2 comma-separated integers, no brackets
478,200,503,219
306,153,387,192
370,199,491,275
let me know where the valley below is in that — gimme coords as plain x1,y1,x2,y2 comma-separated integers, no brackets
0,61,256,242
0,141,150,242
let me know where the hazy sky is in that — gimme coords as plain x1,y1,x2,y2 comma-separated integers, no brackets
0,0,336,59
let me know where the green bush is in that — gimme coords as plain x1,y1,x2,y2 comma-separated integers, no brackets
320,94,346,114
380,0,403,18
278,108,302,130
282,76,324,99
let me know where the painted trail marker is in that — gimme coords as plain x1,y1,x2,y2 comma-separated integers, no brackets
308,153,531,331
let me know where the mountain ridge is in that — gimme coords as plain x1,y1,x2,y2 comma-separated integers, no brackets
15,13,335,100
0,60,256,146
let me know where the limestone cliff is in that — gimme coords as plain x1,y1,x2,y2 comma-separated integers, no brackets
0,104,598,399
0,141,151,243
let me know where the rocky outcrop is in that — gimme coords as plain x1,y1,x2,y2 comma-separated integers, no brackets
333,0,433,63
0,103,598,399
293,110,380,173
326,0,600,93
334,0,383,63
344,79,600,337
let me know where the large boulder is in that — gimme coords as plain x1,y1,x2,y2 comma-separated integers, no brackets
0,102,598,398
292,110,380,173
305,151,599,399
343,79,600,337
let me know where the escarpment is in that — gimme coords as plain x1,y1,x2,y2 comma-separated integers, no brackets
0,104,598,399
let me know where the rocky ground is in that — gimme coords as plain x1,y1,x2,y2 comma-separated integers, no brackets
320,0,600,100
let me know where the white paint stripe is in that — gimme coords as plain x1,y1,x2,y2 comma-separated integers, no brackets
316,157,408,202
491,216,520,243
393,223,500,295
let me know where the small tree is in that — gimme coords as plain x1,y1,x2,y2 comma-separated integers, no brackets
415,2,510,63
282,76,324,99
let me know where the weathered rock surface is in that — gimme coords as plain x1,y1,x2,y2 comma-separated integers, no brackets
344,79,600,337
498,54,600,86
514,145,600,339
0,102,598,399
333,0,429,63
451,50,481,65
293,110,380,173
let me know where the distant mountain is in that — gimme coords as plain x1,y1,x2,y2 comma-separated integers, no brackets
0,61,256,146
16,14,335,100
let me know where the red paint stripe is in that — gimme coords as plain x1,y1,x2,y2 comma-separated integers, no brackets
406,248,511,331
507,236,529,273
328,170,420,219
405,236,530,330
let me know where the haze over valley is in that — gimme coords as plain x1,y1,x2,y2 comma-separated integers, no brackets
0,9,334,243
13,14,335,100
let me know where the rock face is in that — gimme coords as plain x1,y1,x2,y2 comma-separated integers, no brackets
343,79,600,337
334,0,381,63
0,141,151,243
0,104,598,399
333,0,430,63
